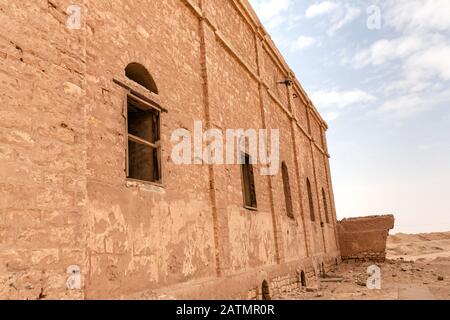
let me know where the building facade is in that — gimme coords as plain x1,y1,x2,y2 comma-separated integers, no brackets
0,0,340,299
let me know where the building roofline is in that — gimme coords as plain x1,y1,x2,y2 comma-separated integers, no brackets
237,0,329,130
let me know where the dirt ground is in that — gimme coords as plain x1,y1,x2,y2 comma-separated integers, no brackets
276,232,450,300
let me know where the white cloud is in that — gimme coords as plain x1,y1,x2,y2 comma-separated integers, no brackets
373,88,450,120
352,36,425,68
384,0,450,33
311,88,376,122
305,2,361,36
290,36,318,51
375,94,429,119
305,1,339,19
352,33,450,105
251,0,290,25
327,5,361,36
311,89,376,110
381,80,433,96
405,44,450,81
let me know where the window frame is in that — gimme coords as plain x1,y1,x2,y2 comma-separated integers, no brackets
125,93,163,186
114,78,166,188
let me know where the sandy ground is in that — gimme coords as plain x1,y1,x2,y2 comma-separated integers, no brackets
387,231,450,261
276,232,450,300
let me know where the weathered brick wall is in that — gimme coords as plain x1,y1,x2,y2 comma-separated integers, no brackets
247,273,302,300
0,0,341,299
0,0,88,299
338,215,395,262
82,0,216,299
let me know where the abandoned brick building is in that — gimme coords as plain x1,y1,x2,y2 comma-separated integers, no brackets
0,0,341,299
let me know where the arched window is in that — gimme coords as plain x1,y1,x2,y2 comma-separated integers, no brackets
125,62,159,94
281,162,294,219
307,178,315,221
322,188,330,224
124,63,162,184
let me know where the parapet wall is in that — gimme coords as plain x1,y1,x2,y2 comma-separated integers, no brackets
338,215,395,262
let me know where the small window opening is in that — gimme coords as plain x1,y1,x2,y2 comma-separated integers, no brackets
322,188,330,224
241,153,257,209
321,263,326,278
307,178,315,221
281,162,294,219
261,280,271,300
300,271,307,287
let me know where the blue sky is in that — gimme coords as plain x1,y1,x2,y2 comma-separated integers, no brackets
250,0,450,233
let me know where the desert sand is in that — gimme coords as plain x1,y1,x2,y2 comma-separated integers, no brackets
387,231,450,261
276,232,450,300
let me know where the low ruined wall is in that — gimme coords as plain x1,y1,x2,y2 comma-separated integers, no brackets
338,215,395,262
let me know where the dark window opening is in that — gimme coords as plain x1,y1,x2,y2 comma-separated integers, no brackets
321,263,326,278
322,188,330,224
281,162,294,219
300,271,307,287
261,280,271,300
127,95,161,184
307,178,315,221
241,153,257,209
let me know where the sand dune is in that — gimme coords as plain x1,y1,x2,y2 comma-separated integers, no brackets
387,231,450,261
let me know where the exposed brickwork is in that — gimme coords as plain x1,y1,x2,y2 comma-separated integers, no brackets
338,215,395,262
0,0,340,299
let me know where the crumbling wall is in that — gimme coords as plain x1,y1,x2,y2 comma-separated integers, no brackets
338,215,395,262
